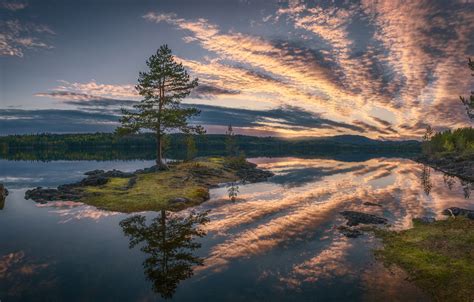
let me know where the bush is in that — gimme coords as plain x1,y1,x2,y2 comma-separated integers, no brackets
424,127,474,157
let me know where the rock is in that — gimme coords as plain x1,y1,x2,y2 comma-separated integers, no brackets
101,170,134,178
442,207,474,219
0,183,8,198
25,186,83,203
414,217,436,224
0,183,7,210
340,211,388,226
85,169,133,178
84,169,104,176
337,225,363,238
363,202,382,207
169,197,190,204
78,175,109,186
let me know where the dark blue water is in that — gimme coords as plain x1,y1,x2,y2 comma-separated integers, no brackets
1,157,473,301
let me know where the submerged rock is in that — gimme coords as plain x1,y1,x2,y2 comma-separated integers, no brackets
337,225,363,238
442,207,474,220
340,211,388,226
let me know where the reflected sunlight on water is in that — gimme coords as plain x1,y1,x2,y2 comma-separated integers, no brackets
0,157,472,301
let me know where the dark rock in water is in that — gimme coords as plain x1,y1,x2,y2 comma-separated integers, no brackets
25,186,82,203
25,167,135,203
340,211,388,226
363,202,382,207
169,197,190,204
337,225,363,238
85,169,133,178
442,207,474,219
135,165,165,174
101,170,134,178
84,169,104,176
0,183,7,210
78,175,109,186
0,183,8,197
414,217,436,224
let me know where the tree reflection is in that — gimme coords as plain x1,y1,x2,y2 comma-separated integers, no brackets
443,173,456,190
422,165,474,198
421,165,432,195
460,179,474,198
227,182,239,202
120,210,209,299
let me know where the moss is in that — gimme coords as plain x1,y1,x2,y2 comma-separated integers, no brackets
374,218,474,301
80,157,241,213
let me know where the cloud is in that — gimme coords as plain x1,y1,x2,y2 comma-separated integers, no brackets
0,19,54,57
0,104,369,136
190,104,365,133
0,1,27,11
142,0,473,139
0,109,120,135
190,84,240,99
34,91,138,108
53,80,138,99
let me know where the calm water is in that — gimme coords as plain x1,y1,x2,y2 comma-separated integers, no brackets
1,157,473,301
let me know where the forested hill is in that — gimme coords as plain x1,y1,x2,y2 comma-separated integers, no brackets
0,133,420,161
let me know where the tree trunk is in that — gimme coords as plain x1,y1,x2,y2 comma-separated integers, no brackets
156,132,168,170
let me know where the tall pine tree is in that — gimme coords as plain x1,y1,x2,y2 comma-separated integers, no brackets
117,45,204,169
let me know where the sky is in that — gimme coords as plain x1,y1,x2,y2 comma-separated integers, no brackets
0,0,473,139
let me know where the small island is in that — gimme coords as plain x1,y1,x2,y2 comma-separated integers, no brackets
25,156,273,212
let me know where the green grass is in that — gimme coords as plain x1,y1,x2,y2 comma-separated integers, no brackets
374,218,474,301
81,157,240,213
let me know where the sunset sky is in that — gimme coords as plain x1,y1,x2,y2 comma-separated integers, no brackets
1,0,473,139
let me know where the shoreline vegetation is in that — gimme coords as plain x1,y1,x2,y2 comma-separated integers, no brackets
24,156,273,212
419,127,474,182
374,217,474,301
0,133,420,161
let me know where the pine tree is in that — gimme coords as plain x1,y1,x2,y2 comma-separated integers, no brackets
225,124,237,157
117,45,204,169
185,135,197,161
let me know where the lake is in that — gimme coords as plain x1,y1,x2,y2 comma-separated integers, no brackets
1,156,473,301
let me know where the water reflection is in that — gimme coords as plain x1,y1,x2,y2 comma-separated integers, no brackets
120,210,209,299
420,165,432,195
227,182,239,202
2,157,474,301
422,164,474,198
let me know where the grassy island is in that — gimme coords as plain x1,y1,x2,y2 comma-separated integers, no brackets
83,157,242,212
25,156,273,213
374,217,474,301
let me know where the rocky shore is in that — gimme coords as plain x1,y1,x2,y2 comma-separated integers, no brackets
25,169,135,204
417,155,474,182
24,157,274,212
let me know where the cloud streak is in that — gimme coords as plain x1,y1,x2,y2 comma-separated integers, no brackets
140,0,473,139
